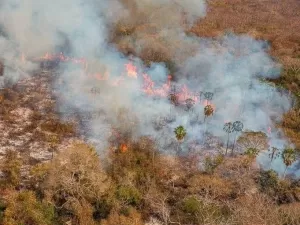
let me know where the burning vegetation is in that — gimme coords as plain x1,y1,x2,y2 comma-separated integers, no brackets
0,0,299,224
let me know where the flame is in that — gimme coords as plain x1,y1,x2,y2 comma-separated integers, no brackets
37,52,86,65
120,144,128,153
35,52,207,105
203,100,216,110
125,62,137,78
92,70,110,81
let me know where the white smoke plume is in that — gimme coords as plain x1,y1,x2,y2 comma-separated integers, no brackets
0,0,297,176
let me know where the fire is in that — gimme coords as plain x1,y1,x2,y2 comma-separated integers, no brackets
125,62,137,78
37,52,86,65
34,52,208,106
92,71,110,81
120,143,128,153
203,100,216,110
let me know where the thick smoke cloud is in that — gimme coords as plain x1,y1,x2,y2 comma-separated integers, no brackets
0,0,297,176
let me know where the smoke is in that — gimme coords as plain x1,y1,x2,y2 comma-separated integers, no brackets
0,0,297,176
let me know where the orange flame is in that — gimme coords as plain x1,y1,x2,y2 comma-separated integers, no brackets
35,53,205,105
120,144,128,153
92,71,110,81
125,62,137,78
37,52,86,65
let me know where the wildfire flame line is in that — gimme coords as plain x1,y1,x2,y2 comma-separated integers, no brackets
32,52,212,106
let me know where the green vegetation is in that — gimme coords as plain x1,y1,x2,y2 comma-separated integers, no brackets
282,147,297,178
174,125,187,142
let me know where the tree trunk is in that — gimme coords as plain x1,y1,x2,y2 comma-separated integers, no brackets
269,160,273,170
225,133,230,155
203,119,207,143
283,166,288,178
231,132,237,156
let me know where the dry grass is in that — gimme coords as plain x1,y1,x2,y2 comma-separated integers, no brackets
193,0,300,111
281,108,300,149
40,119,75,136
192,0,300,64
187,174,234,200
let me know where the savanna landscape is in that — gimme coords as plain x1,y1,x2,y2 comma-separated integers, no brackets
0,0,299,225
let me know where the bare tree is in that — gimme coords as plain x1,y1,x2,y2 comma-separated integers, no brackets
231,121,244,155
45,142,111,214
185,98,195,112
204,92,214,105
223,122,235,155
198,91,204,103
268,147,280,169
236,131,268,155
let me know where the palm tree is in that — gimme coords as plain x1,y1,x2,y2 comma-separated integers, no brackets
223,122,234,155
231,121,243,155
268,147,280,169
204,92,214,105
281,147,296,178
174,125,187,152
169,84,179,114
203,105,214,137
185,98,195,112
174,125,187,142
198,91,204,103
204,105,214,122
169,93,179,106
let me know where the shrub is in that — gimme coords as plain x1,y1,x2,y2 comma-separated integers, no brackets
93,199,112,221
245,147,260,158
3,191,55,225
100,207,143,225
258,170,279,196
44,142,111,217
116,186,142,206
257,170,299,203
204,155,224,174
0,150,22,188
187,174,234,200
182,196,200,215
181,196,232,224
